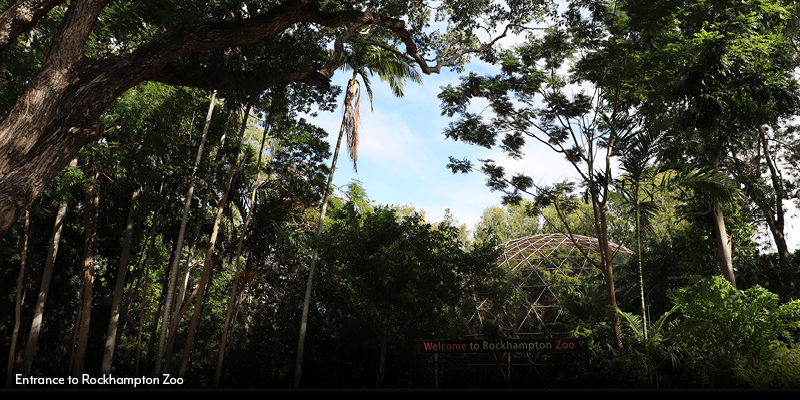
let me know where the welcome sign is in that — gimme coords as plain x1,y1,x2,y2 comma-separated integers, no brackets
418,339,582,353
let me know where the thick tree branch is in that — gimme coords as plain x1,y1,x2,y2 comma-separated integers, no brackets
0,1,417,232
0,0,519,234
47,0,109,66
147,63,333,91
121,3,406,81
0,0,64,52
318,23,363,80
351,22,526,74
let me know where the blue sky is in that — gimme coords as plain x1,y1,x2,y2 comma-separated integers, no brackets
302,11,581,239
306,45,800,252
308,58,577,234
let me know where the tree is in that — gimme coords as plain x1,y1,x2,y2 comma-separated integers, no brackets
728,125,796,269
72,151,99,378
100,187,140,374
473,200,542,245
151,89,218,377
613,130,741,361
293,43,421,388
178,105,250,379
319,205,502,387
18,158,77,376
439,3,638,351
0,0,536,234
621,0,800,287
4,210,27,387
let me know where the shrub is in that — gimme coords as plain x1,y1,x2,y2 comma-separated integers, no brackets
668,276,800,387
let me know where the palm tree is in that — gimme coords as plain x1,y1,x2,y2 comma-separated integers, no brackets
293,44,422,388
616,306,680,387
615,127,741,362
614,125,662,357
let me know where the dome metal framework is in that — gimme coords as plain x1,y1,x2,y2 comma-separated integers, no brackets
468,233,632,338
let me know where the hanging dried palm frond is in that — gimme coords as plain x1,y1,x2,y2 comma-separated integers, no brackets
343,77,361,172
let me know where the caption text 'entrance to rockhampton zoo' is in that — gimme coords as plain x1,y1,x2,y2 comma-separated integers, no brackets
414,338,589,388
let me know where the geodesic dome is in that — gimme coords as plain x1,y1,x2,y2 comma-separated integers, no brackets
468,233,632,338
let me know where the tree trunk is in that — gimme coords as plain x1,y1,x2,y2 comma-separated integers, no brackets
213,272,244,387
151,90,216,377
229,289,254,359
163,275,202,374
711,200,736,289
702,139,737,288
65,288,82,374
175,111,231,324
5,210,28,387
20,201,64,374
635,205,649,359
73,163,99,379
585,142,624,354
0,0,420,235
214,108,270,387
595,198,623,352
163,113,232,375
602,256,624,352
134,232,155,377
294,84,351,388
143,297,163,376
758,130,791,268
178,106,250,379
101,187,141,374
20,158,77,375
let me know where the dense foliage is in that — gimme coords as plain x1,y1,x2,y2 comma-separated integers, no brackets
2,0,800,389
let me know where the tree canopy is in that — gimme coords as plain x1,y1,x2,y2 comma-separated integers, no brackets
320,204,502,386
4,0,800,389
0,0,544,233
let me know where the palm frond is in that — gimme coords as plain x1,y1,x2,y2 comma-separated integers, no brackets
663,168,742,203
334,43,423,173
348,80,361,172
616,306,645,342
365,46,423,98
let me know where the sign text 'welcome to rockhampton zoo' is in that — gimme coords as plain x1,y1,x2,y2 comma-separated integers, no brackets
418,339,583,353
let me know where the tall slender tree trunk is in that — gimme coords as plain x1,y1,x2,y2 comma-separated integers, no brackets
711,200,736,289
73,163,99,379
601,241,623,353
634,205,648,357
65,288,82,374
704,140,737,288
101,188,141,374
134,182,163,376
213,273,244,387
20,158,77,376
152,90,216,377
174,112,231,325
163,275,202,373
5,210,28,387
585,142,623,354
294,96,350,388
134,235,154,377
214,109,270,387
163,113,231,375
178,106,250,379
144,298,163,375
